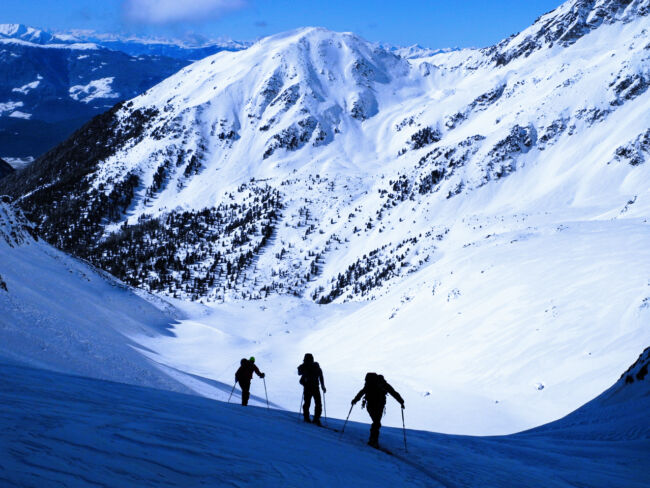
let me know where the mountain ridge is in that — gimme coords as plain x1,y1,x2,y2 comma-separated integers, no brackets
0,23,250,58
2,1,648,302
491,0,650,65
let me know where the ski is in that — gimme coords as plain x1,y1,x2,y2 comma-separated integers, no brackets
312,422,339,432
369,444,393,456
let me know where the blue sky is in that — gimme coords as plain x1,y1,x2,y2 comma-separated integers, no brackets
2,0,563,48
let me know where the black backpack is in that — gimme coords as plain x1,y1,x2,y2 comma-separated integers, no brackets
298,361,320,386
364,372,386,393
235,358,247,382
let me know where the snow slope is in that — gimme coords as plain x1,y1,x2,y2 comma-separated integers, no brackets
0,198,189,393
135,234,650,435
0,348,647,487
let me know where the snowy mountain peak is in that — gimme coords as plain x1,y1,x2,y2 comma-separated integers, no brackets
241,26,409,121
0,23,54,44
119,26,411,179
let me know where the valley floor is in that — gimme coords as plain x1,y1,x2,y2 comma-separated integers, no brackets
1,361,647,488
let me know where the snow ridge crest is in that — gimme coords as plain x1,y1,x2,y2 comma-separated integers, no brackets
494,0,649,65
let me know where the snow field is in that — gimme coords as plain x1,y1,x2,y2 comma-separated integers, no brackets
135,214,650,435
1,357,647,487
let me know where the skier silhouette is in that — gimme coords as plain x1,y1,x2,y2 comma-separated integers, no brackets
235,357,265,406
298,353,326,425
352,372,404,447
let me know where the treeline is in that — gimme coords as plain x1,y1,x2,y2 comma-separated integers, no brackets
92,186,282,301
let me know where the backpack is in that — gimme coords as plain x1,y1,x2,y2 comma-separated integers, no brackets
364,372,386,393
235,358,247,382
298,361,320,386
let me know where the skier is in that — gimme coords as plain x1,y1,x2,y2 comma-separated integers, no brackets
351,372,404,448
235,357,265,406
298,353,326,425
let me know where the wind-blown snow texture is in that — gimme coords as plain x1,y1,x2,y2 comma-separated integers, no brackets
1,0,650,437
0,348,647,487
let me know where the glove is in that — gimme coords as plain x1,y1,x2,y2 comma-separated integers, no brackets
260,373,265,378
351,399,357,405
401,402,405,409
322,386,327,393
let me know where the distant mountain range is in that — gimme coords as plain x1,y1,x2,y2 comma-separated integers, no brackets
0,24,250,163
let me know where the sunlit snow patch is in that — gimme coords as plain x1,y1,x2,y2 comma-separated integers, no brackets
0,101,23,115
8,111,31,119
69,77,120,103
11,77,41,95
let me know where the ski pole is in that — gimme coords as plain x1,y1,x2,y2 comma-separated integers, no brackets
401,406,408,453
340,403,354,437
323,390,327,425
299,392,304,421
228,381,238,403
263,377,270,410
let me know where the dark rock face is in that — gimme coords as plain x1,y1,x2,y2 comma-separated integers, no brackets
613,128,650,165
621,346,650,385
0,103,159,253
0,158,14,179
263,117,319,159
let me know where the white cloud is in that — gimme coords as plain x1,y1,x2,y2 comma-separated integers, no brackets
123,0,248,24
